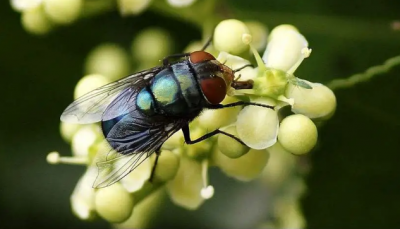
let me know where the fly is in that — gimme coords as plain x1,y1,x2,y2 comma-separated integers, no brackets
60,40,274,188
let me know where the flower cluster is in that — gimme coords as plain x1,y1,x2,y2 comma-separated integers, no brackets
45,18,335,228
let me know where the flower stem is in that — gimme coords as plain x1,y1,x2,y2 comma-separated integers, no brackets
327,55,400,90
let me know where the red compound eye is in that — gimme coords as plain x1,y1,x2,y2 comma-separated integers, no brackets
200,77,226,104
189,51,215,64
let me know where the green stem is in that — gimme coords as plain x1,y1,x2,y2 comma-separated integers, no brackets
327,55,400,90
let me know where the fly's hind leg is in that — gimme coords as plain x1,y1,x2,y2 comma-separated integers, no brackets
181,125,245,146
149,149,161,183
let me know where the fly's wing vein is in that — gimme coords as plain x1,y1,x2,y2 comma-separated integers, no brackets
92,115,185,188
61,67,162,124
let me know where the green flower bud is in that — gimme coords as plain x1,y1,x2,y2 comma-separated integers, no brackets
74,74,111,99
236,97,279,149
153,150,180,182
278,114,318,155
218,126,249,158
214,148,270,181
166,157,205,210
245,21,268,51
117,0,151,16
95,183,134,223
43,0,82,25
21,6,53,35
286,81,336,119
85,44,131,81
71,125,100,157
131,28,173,64
60,122,81,143
214,19,250,55
197,96,241,130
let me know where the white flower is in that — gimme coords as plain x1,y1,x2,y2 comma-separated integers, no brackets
262,25,309,74
236,97,279,149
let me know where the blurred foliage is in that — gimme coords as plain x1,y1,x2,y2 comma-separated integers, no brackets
1,0,400,228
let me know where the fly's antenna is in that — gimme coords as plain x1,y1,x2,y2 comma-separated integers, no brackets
234,74,242,82
231,64,255,90
231,79,254,90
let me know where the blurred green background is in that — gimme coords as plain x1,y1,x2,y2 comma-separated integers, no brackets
1,0,400,228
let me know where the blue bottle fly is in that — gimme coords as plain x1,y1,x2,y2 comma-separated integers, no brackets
61,50,273,188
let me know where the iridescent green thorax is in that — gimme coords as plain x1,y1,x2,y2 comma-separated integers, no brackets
135,59,233,117
135,61,202,117
172,63,201,109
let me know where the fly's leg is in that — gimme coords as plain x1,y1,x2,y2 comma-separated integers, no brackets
162,53,190,67
207,101,275,110
182,125,245,146
201,36,213,51
233,64,254,73
149,149,161,182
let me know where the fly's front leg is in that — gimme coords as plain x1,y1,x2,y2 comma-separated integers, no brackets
181,125,245,146
207,101,275,110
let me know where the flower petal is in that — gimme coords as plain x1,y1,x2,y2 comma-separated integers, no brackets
262,28,308,73
236,98,279,149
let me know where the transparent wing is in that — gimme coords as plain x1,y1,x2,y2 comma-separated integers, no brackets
92,136,163,189
92,113,185,188
60,67,163,124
